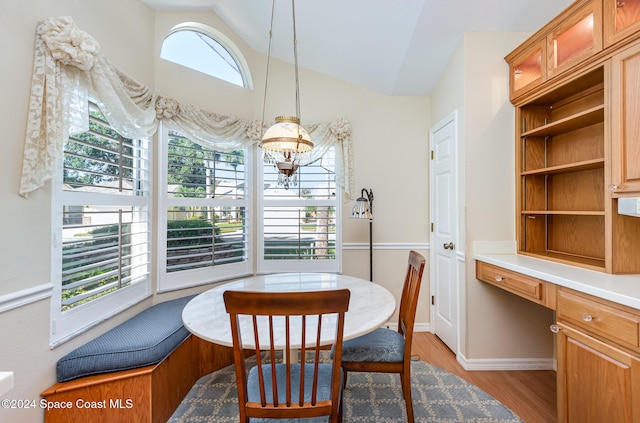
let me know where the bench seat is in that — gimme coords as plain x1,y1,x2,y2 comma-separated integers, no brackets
42,295,238,423
56,296,194,382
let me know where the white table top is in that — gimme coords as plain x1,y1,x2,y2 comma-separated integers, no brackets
182,273,397,349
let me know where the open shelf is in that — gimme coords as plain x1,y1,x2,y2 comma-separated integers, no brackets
521,105,604,137
521,210,605,215
521,158,604,176
519,250,606,271
516,66,606,272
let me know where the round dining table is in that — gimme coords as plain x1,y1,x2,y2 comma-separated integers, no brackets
182,272,396,350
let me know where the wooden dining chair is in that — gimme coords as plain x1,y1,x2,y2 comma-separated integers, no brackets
339,250,426,423
224,289,351,423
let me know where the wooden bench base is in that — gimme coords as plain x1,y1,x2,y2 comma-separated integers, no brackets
41,335,235,423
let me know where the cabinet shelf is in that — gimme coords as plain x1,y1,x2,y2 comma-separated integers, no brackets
521,210,605,215
516,67,606,272
520,250,605,270
521,105,604,137
521,158,604,176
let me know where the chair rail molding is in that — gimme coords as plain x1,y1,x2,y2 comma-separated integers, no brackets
343,242,430,250
0,283,53,314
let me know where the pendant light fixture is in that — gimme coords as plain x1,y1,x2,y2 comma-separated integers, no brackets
260,0,313,189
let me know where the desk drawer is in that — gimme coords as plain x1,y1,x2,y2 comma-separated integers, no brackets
557,288,640,352
476,261,555,309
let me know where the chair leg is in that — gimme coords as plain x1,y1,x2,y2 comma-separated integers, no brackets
400,369,414,423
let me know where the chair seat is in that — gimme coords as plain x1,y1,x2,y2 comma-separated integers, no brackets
341,328,405,363
247,363,338,423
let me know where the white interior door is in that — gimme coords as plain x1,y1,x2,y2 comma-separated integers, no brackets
429,112,458,353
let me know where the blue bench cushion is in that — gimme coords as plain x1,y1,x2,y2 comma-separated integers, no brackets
56,295,195,382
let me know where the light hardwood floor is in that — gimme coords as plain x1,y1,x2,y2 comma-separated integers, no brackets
411,332,557,423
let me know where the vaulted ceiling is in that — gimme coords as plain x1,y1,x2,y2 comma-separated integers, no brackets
141,0,574,96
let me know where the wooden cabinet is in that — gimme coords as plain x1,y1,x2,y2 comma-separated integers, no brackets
610,41,640,195
555,288,640,423
516,67,607,271
604,0,640,47
508,0,640,273
476,261,640,422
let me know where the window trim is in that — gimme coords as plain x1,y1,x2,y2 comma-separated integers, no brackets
50,118,152,347
156,124,253,292
162,22,254,89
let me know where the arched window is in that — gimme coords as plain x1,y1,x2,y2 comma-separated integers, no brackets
160,23,252,89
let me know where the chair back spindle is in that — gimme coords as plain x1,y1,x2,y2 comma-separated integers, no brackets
225,289,350,423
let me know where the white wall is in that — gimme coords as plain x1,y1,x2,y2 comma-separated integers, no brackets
0,2,430,422
431,32,555,364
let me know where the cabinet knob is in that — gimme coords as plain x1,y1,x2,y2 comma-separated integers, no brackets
495,275,504,282
610,184,619,191
582,313,593,322
550,324,560,333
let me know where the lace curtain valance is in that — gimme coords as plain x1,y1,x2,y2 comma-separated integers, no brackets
19,16,354,198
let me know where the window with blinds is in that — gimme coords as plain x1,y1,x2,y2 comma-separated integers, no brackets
259,150,341,273
51,101,151,345
157,129,251,291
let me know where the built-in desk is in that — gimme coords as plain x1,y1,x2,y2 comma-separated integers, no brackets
475,253,640,423
475,253,640,310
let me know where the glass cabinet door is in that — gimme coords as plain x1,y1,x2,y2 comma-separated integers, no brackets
509,41,546,100
604,0,640,47
548,0,603,78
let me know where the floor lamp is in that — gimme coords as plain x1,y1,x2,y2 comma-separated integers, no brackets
351,188,374,281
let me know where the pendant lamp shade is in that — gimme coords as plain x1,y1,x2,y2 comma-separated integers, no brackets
261,116,313,154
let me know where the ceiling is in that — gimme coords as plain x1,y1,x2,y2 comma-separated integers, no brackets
141,0,574,96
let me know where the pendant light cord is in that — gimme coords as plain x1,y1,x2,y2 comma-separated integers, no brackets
260,0,277,138
291,0,301,121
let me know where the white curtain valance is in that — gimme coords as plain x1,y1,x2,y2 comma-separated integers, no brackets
19,16,354,198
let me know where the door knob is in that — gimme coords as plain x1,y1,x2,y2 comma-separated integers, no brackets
443,242,454,250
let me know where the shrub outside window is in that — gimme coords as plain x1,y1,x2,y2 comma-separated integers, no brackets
157,128,251,291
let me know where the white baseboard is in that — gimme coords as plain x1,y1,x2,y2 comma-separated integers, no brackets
457,352,556,371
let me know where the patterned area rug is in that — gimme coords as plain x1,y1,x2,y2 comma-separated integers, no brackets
169,358,524,422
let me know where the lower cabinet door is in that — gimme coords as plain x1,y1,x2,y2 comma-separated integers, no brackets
556,323,640,423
